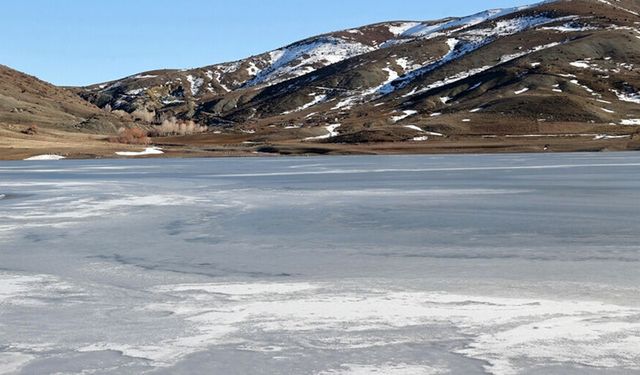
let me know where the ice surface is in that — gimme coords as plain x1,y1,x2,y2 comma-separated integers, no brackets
1,153,640,374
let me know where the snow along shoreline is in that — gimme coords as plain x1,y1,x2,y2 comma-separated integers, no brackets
115,147,164,157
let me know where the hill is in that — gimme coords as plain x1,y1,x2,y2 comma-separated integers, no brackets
3,0,640,158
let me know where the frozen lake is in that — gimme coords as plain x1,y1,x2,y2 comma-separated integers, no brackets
1,153,639,375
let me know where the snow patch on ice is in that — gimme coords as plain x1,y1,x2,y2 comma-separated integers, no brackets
120,281,640,372
155,282,318,298
0,353,35,374
0,273,85,307
318,363,446,375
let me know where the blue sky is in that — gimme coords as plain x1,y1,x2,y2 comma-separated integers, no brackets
1,0,533,86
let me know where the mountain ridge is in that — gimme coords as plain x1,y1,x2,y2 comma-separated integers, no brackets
2,0,640,159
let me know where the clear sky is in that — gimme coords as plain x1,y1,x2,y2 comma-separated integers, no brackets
1,0,533,86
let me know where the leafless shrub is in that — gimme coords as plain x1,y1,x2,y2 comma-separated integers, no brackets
149,117,207,136
111,109,129,118
108,127,151,145
131,108,156,122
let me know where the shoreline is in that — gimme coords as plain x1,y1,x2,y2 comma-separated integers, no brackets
3,121,639,161
2,125,639,161
5,144,640,162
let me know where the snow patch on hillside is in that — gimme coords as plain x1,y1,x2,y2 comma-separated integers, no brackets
381,15,570,96
392,110,418,122
570,60,594,69
594,134,630,140
620,119,640,125
305,124,341,140
395,57,421,72
395,41,562,98
397,2,553,41
246,37,375,87
404,125,424,132
613,89,640,104
186,75,204,96
402,7,523,38
125,88,146,96
387,22,421,36
541,22,599,32
133,74,157,79
283,93,328,114
570,80,601,98
596,0,640,16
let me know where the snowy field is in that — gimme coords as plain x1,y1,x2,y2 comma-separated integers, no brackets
1,153,639,375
